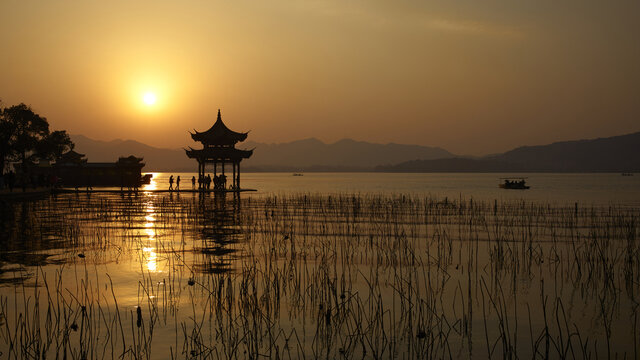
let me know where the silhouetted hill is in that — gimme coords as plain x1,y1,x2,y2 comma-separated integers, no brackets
70,135,453,171
491,132,640,172
71,135,190,171
376,158,523,172
73,131,640,172
376,132,640,172
241,138,453,169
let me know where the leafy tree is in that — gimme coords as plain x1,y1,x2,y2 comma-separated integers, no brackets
0,107,14,174
0,103,73,173
37,130,74,161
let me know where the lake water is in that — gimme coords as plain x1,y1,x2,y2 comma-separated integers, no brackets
0,172,639,359
150,172,640,205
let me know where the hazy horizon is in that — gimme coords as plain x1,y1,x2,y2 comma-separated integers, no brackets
70,128,639,158
2,0,639,155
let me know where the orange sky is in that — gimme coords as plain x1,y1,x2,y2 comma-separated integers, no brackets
1,0,639,155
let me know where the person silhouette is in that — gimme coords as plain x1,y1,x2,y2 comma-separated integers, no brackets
176,176,181,191
169,175,174,190
191,176,196,190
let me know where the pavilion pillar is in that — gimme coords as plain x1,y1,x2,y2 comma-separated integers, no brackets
214,162,217,177
237,162,241,190
200,160,204,189
221,162,225,189
232,162,236,189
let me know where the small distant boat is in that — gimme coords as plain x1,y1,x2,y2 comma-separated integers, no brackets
499,177,530,190
622,173,634,176
292,173,303,177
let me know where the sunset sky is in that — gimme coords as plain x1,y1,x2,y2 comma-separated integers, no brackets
1,0,638,155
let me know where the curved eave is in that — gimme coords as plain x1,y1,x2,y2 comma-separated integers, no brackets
185,147,253,160
238,148,253,159
191,131,248,145
185,147,199,159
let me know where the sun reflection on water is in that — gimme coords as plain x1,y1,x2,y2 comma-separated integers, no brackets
142,199,160,272
142,173,158,192
143,247,158,272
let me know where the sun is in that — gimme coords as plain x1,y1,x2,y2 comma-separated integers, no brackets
143,92,157,106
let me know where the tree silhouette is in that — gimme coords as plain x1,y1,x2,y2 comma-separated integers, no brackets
0,108,14,174
37,130,74,161
0,103,73,174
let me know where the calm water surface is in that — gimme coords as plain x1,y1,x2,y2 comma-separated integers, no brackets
0,172,638,358
150,172,640,204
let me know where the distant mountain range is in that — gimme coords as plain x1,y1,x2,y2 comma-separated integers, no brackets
71,135,189,171
71,131,640,172
70,135,453,172
376,132,640,172
491,132,640,172
242,138,453,170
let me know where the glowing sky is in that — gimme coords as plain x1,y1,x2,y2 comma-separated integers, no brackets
1,0,638,155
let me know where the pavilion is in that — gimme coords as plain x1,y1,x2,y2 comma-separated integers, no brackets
185,110,253,190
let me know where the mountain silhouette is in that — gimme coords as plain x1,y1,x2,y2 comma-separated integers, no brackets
72,131,640,172
241,138,453,169
71,135,188,171
376,131,640,172
491,132,640,172
70,135,453,171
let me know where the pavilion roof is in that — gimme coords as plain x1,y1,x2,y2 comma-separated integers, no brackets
190,109,248,145
185,147,253,161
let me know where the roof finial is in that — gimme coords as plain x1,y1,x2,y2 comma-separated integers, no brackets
217,109,221,121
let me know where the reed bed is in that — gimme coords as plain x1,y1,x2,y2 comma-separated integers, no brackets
0,192,638,359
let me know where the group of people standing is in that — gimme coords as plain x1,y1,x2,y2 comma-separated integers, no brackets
168,175,181,190
168,174,228,191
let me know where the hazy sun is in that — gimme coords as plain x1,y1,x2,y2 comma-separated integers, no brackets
143,92,157,106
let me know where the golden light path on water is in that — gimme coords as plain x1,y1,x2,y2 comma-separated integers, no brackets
142,174,160,273
143,173,159,192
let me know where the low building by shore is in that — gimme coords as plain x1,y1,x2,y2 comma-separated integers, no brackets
25,150,147,188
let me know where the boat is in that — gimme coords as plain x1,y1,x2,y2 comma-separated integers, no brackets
292,173,303,176
499,177,530,190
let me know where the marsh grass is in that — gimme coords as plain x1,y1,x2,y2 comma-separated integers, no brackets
0,192,638,358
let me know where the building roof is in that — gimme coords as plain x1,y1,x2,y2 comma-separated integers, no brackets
185,147,253,161
190,109,248,146
57,161,144,169
117,155,144,164
58,149,87,164
54,154,144,169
